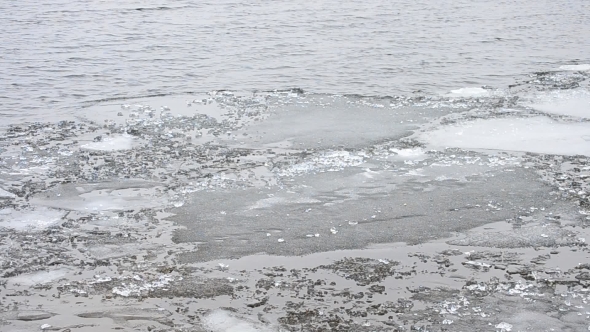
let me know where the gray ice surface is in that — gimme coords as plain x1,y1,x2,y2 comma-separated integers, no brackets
172,162,556,263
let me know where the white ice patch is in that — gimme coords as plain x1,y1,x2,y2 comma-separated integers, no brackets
112,275,174,297
0,188,16,198
203,310,271,332
420,116,590,156
8,269,70,286
31,184,166,212
389,148,426,160
276,151,364,176
448,87,489,98
559,64,590,71
0,207,64,231
527,91,590,118
495,322,513,331
81,134,135,151
248,196,321,210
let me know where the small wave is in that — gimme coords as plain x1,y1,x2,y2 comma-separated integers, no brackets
134,6,174,11
82,92,198,106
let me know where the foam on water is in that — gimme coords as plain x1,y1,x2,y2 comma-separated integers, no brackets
0,207,64,231
203,310,271,332
80,134,135,151
527,91,590,118
420,116,590,156
559,64,590,71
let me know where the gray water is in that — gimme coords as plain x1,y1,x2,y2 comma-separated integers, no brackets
1,0,589,123
3,3,590,330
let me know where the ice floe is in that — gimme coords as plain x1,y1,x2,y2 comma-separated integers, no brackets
559,64,590,71
0,188,16,198
8,269,71,286
448,87,489,98
203,310,272,332
275,151,364,176
0,207,64,231
420,116,590,156
80,134,136,151
527,91,590,118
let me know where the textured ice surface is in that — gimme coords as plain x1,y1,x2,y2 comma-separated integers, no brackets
420,116,590,156
203,310,271,332
275,151,365,176
112,275,174,297
559,64,590,71
0,207,64,231
80,134,135,151
528,91,590,118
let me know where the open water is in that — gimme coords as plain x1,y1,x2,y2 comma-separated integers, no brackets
1,0,589,123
